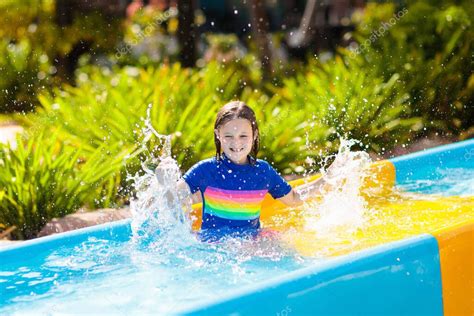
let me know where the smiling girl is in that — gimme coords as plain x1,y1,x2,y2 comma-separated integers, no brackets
155,101,326,239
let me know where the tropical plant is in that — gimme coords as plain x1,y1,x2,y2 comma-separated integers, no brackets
277,57,422,156
18,63,245,173
351,1,473,134
0,38,52,112
0,0,122,112
0,133,126,239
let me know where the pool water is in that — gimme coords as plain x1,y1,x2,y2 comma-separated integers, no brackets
1,232,310,315
397,168,474,196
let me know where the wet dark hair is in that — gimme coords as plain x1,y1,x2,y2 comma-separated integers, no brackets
214,101,260,165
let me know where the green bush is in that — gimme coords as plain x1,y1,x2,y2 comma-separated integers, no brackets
0,133,126,239
0,38,52,112
351,1,473,133
277,57,421,156
0,0,122,112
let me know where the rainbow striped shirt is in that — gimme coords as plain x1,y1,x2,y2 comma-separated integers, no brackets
183,154,291,230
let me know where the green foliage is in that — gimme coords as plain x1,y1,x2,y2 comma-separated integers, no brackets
277,57,421,155
203,34,263,86
0,0,122,112
115,8,179,67
24,63,243,170
352,1,474,132
0,1,121,59
0,133,126,239
0,38,52,112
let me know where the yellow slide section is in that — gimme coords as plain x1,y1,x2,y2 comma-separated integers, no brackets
433,222,474,315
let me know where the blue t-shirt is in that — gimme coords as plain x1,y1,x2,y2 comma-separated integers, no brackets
183,154,292,231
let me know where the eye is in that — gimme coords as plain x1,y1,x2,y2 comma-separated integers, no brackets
240,135,248,138
225,135,232,138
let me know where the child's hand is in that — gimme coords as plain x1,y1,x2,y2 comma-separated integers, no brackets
154,157,178,186
325,150,351,178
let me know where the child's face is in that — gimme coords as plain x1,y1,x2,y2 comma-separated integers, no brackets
217,118,254,165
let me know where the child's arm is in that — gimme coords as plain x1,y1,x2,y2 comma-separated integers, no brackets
277,177,326,206
155,159,195,208
276,150,351,206
160,179,196,212
176,179,195,204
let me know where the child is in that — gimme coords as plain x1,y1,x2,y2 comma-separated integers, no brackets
155,101,325,239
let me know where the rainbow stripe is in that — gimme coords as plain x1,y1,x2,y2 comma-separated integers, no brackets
203,186,268,221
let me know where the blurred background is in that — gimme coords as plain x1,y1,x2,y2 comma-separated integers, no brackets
0,0,472,239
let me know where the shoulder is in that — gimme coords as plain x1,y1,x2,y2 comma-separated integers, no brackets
255,158,286,178
255,158,270,167
255,158,276,173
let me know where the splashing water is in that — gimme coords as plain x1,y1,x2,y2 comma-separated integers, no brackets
304,139,372,234
129,105,194,250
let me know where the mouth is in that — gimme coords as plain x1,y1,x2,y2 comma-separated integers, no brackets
230,147,244,153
